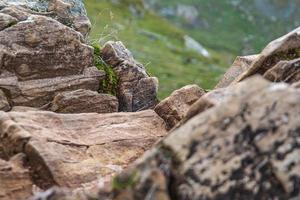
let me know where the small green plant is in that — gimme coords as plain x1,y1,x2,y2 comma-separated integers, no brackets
112,171,139,190
90,42,118,96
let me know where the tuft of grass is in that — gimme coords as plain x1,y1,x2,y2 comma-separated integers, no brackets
90,41,118,96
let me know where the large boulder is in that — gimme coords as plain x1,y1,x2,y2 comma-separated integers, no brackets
101,41,159,112
154,84,205,130
0,7,103,109
0,0,91,37
0,110,167,190
0,154,34,200
50,89,119,113
109,76,300,200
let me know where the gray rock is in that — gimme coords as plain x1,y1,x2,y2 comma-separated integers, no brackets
101,41,159,112
110,76,300,200
0,0,91,37
51,89,119,113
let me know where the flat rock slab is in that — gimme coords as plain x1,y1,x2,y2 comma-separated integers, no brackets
0,110,167,190
51,89,119,113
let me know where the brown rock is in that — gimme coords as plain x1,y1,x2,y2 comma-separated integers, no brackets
50,89,119,113
154,85,205,130
0,89,10,111
0,110,167,189
263,58,300,84
0,67,104,108
110,76,300,200
0,154,33,200
235,27,300,83
101,41,159,112
0,8,102,108
215,54,258,88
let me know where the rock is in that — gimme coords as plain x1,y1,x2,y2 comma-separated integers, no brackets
11,106,40,112
0,9,103,108
263,58,300,84
50,89,119,113
101,41,159,112
215,54,259,89
110,76,300,199
184,35,210,57
0,154,33,200
235,27,300,83
0,110,167,190
0,89,10,111
0,0,91,37
154,85,205,130
0,12,17,31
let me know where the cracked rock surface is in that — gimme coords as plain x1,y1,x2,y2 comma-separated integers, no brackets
0,110,167,190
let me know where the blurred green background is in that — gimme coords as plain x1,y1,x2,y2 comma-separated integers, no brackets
85,0,299,99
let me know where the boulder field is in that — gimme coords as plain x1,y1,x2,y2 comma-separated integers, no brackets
0,1,300,200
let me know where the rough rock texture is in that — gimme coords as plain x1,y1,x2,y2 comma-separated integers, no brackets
50,89,119,113
0,154,33,200
215,54,258,89
0,7,103,108
0,110,167,190
0,89,10,111
234,27,300,83
182,86,234,125
101,41,159,112
154,84,205,130
263,58,300,84
0,0,91,37
109,77,300,200
0,12,17,31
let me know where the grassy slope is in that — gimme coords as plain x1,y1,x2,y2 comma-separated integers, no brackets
84,0,234,99
152,0,295,54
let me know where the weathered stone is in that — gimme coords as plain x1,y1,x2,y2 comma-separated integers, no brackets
235,27,300,83
0,14,93,81
0,110,167,190
0,89,10,111
215,54,258,89
110,76,300,200
0,12,17,31
0,0,91,37
51,89,119,113
0,67,104,108
11,106,40,112
101,41,159,112
154,84,205,130
0,154,33,200
263,58,300,84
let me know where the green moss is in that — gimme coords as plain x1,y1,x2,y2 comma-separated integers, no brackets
90,41,118,96
112,171,139,190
